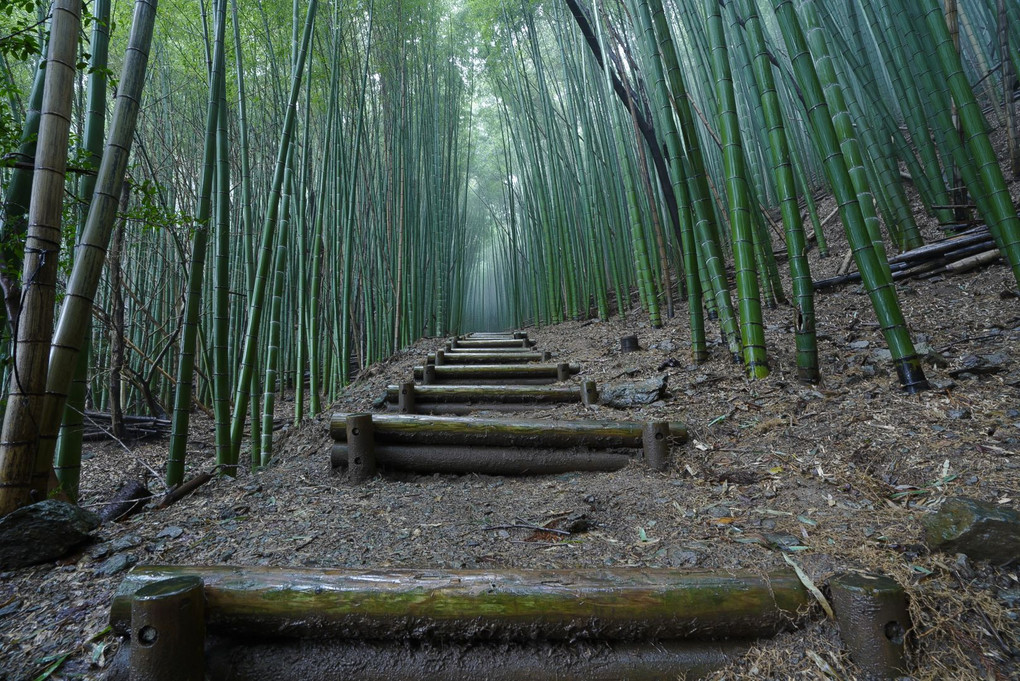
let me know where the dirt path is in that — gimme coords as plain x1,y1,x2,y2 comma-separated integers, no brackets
3,210,1020,679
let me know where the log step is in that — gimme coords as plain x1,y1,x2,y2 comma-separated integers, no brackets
331,443,634,474
415,363,580,385
428,351,550,365
451,338,536,349
110,566,810,642
383,382,598,407
329,413,686,448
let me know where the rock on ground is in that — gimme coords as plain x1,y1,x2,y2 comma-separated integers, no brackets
923,497,1020,563
0,500,101,569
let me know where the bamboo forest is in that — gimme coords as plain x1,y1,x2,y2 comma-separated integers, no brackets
1,0,1019,678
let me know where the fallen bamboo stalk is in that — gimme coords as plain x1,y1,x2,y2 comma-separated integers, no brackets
110,566,810,642
331,443,634,474
329,413,687,448
155,470,214,510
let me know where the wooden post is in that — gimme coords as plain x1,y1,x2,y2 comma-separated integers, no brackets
542,351,552,361
397,382,416,414
346,414,376,482
129,576,205,681
642,422,669,471
435,350,446,366
422,365,437,385
621,335,640,352
581,381,598,406
556,363,571,382
830,573,911,679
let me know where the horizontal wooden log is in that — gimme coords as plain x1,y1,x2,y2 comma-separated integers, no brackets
331,443,633,474
110,566,810,642
383,384,587,404
447,346,534,353
460,331,528,340
329,413,687,448
452,339,535,349
413,364,580,382
200,638,748,681
427,352,548,364
385,403,567,415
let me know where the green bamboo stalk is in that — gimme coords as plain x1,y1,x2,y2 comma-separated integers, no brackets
709,0,767,378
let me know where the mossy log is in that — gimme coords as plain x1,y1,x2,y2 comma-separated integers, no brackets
329,413,687,448
452,339,535,349
459,331,529,340
412,364,580,383
383,384,589,405
331,443,634,474
198,638,748,681
427,351,548,364
110,566,810,642
447,345,534,353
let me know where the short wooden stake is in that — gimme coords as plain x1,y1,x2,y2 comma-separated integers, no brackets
581,381,599,407
642,422,669,471
435,350,446,366
346,414,376,482
397,382,417,414
556,362,571,382
129,576,205,681
542,351,552,361
621,335,640,352
830,573,911,679
422,365,437,385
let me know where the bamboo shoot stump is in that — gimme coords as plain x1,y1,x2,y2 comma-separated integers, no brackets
110,566,810,642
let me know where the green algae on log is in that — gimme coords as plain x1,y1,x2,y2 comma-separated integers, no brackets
329,413,687,448
111,566,810,642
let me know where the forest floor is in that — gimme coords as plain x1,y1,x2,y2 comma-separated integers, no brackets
3,171,1020,681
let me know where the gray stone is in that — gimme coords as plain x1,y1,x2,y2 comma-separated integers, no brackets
849,340,870,350
649,340,678,352
923,497,1020,563
156,525,185,540
95,552,137,577
947,408,971,420
599,376,667,408
110,534,143,552
0,500,101,569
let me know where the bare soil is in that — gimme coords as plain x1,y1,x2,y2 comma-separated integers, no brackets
3,160,1020,681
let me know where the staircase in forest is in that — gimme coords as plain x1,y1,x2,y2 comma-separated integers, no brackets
105,331,912,680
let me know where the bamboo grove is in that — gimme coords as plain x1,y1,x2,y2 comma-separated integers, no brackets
0,0,1018,513
471,0,1020,384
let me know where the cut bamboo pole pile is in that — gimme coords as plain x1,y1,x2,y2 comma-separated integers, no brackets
80,412,171,441
110,565,810,642
814,227,998,289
